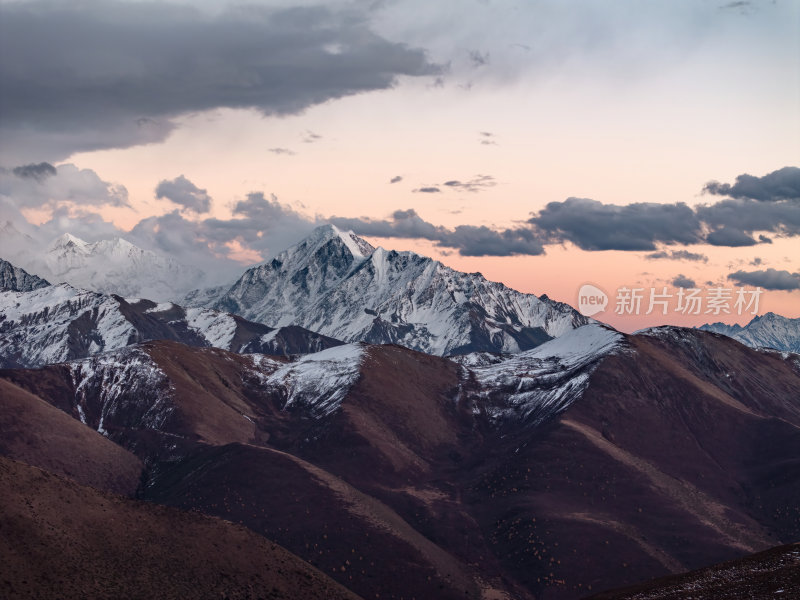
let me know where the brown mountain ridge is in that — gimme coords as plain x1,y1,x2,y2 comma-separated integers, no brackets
1,325,798,599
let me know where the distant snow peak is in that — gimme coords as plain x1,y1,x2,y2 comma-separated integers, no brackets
40,233,203,302
699,312,800,353
49,232,90,252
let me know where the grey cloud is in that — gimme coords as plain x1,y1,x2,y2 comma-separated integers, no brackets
469,50,490,67
705,226,759,247
202,192,319,252
646,249,708,262
478,131,497,145
703,166,800,201
727,268,800,291
302,131,323,144
442,175,496,193
447,225,543,256
129,193,320,275
0,163,129,209
528,170,800,252
672,274,696,289
751,257,762,266
529,197,702,251
696,197,800,241
389,175,403,183
12,162,56,182
415,187,441,193
269,148,295,156
330,208,544,256
0,1,440,162
155,175,212,214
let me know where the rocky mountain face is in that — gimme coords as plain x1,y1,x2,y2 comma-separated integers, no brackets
200,224,589,355
701,312,800,353
588,542,800,599
0,277,341,367
2,325,798,599
0,258,49,292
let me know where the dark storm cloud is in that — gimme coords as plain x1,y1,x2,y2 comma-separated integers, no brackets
0,1,440,161
155,175,212,214
528,197,702,251
329,208,544,256
12,162,57,182
672,274,696,289
727,268,800,291
389,176,403,183
703,166,800,201
646,249,708,262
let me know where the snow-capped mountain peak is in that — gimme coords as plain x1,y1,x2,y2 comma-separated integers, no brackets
40,233,204,302
207,224,590,356
307,223,375,260
48,232,90,253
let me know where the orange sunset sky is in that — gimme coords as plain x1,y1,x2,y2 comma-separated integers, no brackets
0,0,798,332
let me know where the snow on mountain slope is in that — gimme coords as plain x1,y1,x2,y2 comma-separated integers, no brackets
207,224,589,356
0,275,342,368
259,344,364,418
465,323,626,426
68,347,174,435
0,258,50,292
699,312,800,353
0,284,135,367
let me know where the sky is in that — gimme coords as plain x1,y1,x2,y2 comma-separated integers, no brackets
0,0,798,331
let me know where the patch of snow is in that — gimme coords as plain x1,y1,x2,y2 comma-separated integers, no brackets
144,302,176,313
67,346,174,435
263,343,364,418
183,307,237,349
466,324,625,426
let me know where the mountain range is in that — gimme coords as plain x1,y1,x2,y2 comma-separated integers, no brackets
1,224,799,599
700,312,800,353
198,224,589,355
